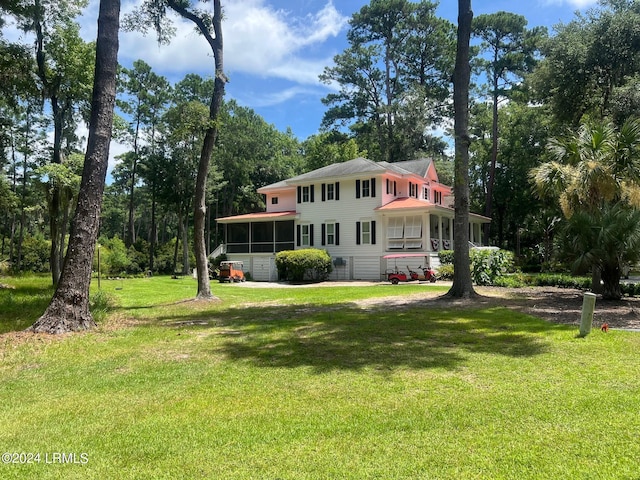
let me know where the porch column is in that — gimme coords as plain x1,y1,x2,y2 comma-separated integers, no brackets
438,215,443,248
425,215,431,252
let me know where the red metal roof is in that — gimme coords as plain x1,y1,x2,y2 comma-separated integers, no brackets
217,210,297,223
375,197,435,211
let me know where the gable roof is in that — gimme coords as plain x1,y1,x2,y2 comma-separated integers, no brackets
259,157,436,192
287,157,384,183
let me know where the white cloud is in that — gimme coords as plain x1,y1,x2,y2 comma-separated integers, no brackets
541,0,598,8
111,0,348,88
247,86,323,108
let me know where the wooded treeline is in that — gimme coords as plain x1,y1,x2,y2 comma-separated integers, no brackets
2,0,640,279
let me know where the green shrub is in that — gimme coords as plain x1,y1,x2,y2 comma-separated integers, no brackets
96,237,130,275
528,273,591,290
19,235,50,273
436,263,454,280
470,248,515,286
438,250,455,265
493,273,526,288
275,249,333,282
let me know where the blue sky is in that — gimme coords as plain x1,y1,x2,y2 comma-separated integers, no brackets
6,0,601,168
120,0,592,142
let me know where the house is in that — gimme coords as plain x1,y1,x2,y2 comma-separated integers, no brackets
215,157,490,281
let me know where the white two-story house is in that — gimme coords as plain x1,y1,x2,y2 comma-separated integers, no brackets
215,157,490,281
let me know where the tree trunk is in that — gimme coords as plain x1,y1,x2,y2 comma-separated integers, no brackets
181,210,189,275
167,0,226,299
484,64,500,243
591,266,603,295
49,189,61,285
447,0,476,299
29,0,120,334
601,264,621,301
149,186,157,273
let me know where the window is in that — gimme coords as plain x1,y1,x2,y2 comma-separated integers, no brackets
327,183,334,200
362,179,370,197
405,216,422,238
271,197,279,205
361,221,371,244
423,187,430,201
322,182,339,201
434,191,442,204
326,223,335,245
386,179,396,195
297,185,315,203
356,220,376,245
301,224,310,246
387,217,404,239
322,222,340,246
356,178,375,198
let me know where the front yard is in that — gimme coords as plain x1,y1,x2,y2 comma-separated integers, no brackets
0,276,639,479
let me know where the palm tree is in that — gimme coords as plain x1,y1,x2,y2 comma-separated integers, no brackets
531,118,640,300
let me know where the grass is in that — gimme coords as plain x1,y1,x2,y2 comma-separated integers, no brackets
0,275,639,479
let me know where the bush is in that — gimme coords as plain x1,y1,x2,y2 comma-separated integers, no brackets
493,273,527,288
437,248,516,286
20,235,50,273
96,237,130,276
438,250,455,265
436,263,454,280
470,249,515,286
527,273,591,290
275,249,333,282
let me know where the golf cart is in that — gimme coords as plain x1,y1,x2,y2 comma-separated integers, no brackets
218,260,246,283
383,254,437,284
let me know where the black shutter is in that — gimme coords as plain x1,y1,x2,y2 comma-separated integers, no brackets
321,183,326,201
311,184,315,202
355,179,361,199
356,221,361,245
371,178,376,197
335,223,340,245
371,220,376,244
297,186,301,204
296,225,301,246
394,181,397,196
310,224,314,246
386,178,389,194
321,223,326,246
335,182,340,200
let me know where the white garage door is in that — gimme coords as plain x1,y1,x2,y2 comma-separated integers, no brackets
353,256,382,281
252,256,276,282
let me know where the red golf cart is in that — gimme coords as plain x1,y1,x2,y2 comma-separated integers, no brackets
383,254,437,284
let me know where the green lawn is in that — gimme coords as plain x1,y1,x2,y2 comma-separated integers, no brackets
0,276,639,479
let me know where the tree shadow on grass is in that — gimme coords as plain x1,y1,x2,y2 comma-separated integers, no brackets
0,284,53,334
154,297,565,373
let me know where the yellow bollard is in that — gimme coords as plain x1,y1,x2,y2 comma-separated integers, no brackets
579,292,597,337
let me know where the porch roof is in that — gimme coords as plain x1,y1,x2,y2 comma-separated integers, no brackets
375,198,491,223
216,210,298,223
375,197,436,211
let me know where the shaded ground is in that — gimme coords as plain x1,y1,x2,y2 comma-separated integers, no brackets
362,285,640,331
237,281,640,331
